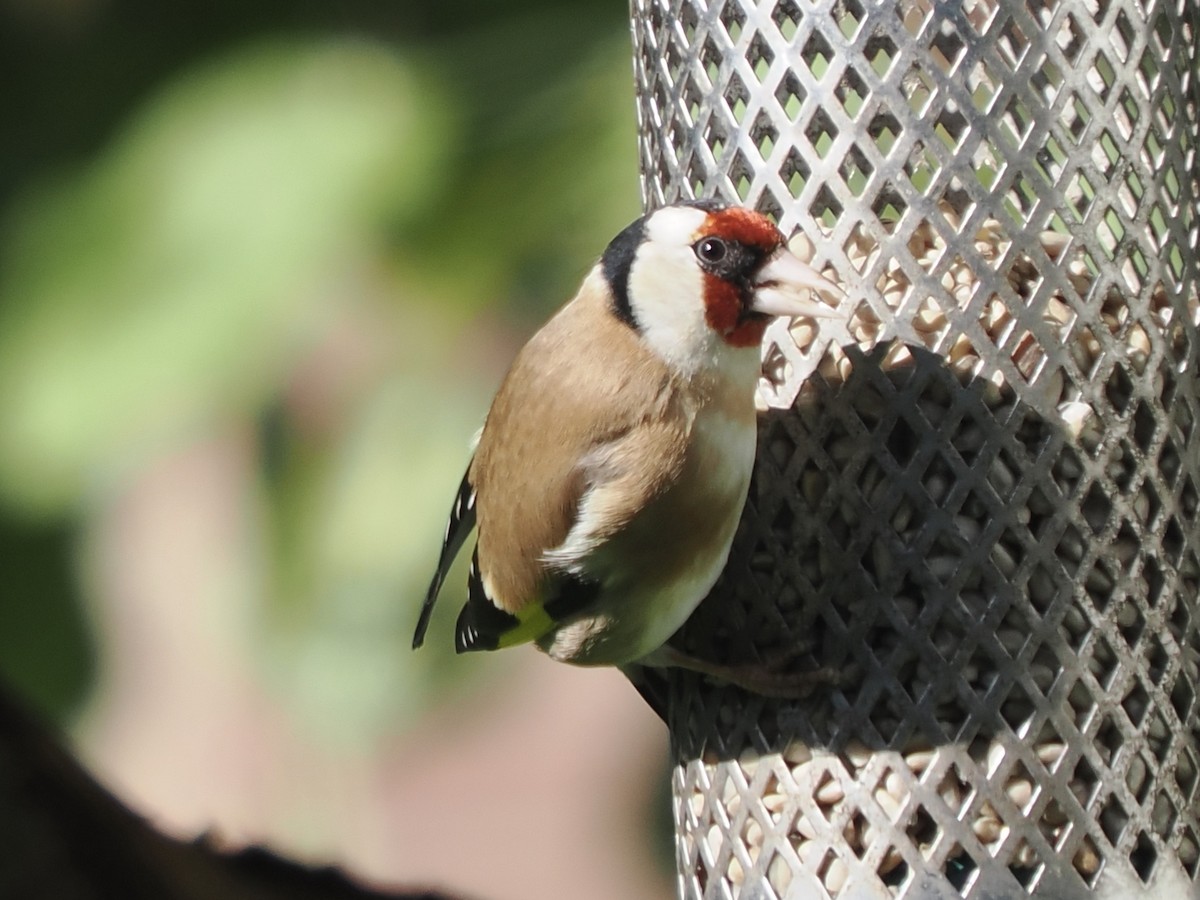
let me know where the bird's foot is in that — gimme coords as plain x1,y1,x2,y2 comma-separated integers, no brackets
640,644,846,699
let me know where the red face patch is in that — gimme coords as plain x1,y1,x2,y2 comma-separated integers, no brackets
702,274,769,347
698,208,783,347
699,208,784,253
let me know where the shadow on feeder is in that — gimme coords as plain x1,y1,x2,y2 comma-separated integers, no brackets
633,339,1199,892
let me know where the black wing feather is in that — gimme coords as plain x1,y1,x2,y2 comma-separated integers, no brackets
412,465,477,649
454,566,602,654
455,547,520,652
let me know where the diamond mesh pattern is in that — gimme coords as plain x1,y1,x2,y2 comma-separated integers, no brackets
631,0,1200,897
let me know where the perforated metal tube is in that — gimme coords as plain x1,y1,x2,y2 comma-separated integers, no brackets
629,0,1200,897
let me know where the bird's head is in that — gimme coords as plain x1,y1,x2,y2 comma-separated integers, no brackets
600,200,843,377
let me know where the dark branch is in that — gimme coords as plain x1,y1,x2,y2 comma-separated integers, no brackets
0,683,469,900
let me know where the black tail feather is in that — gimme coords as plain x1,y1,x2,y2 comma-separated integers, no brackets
455,548,519,652
412,467,477,649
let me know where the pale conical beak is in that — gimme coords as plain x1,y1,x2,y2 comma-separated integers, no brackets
750,248,844,319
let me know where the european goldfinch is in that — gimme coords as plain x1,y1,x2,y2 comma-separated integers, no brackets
412,201,842,695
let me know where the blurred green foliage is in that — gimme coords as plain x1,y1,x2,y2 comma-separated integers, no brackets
0,0,642,728
0,38,448,514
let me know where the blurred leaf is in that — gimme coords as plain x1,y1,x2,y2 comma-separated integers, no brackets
406,30,642,320
0,518,94,719
0,37,453,517
261,372,493,739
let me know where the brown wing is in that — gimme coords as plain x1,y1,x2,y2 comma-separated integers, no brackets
469,271,691,616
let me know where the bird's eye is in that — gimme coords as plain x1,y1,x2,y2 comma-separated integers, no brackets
694,237,728,264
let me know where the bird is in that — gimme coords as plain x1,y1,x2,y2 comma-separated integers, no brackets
412,200,843,697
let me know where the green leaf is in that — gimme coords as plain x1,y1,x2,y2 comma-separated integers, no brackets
0,518,94,720
259,374,493,739
0,37,452,516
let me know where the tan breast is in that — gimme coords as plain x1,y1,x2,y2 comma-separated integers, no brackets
470,269,684,612
538,376,760,665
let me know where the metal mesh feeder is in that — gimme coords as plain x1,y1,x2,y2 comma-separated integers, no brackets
629,0,1200,897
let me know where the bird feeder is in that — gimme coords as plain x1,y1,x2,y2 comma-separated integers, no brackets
629,0,1200,897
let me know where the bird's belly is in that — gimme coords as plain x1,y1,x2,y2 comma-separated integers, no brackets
541,411,756,666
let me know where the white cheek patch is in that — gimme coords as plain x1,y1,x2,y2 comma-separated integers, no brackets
627,207,716,373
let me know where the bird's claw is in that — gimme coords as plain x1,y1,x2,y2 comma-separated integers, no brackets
716,659,846,699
